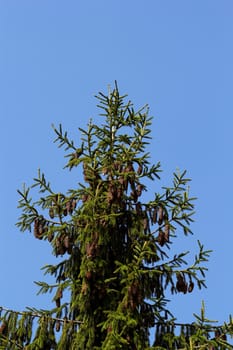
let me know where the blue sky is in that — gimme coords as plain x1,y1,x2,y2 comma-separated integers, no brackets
1,0,233,331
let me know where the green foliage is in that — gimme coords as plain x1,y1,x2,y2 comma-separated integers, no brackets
1,83,232,349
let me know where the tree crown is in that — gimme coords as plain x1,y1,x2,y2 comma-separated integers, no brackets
1,84,232,349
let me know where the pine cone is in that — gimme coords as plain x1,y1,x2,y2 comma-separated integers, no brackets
0,321,8,335
136,183,143,197
188,281,194,293
49,207,55,219
158,206,164,225
164,224,170,242
55,320,60,332
158,230,166,246
176,273,188,293
152,207,157,224
137,164,143,175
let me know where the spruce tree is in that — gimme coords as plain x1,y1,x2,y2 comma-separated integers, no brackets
1,83,233,349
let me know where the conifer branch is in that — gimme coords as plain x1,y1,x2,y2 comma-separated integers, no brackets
0,306,83,324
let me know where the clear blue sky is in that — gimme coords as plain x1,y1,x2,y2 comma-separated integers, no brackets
1,0,232,330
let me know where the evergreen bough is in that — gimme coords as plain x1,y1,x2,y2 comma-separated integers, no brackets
1,83,233,349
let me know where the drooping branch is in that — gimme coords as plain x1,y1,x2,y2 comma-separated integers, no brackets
0,306,83,324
